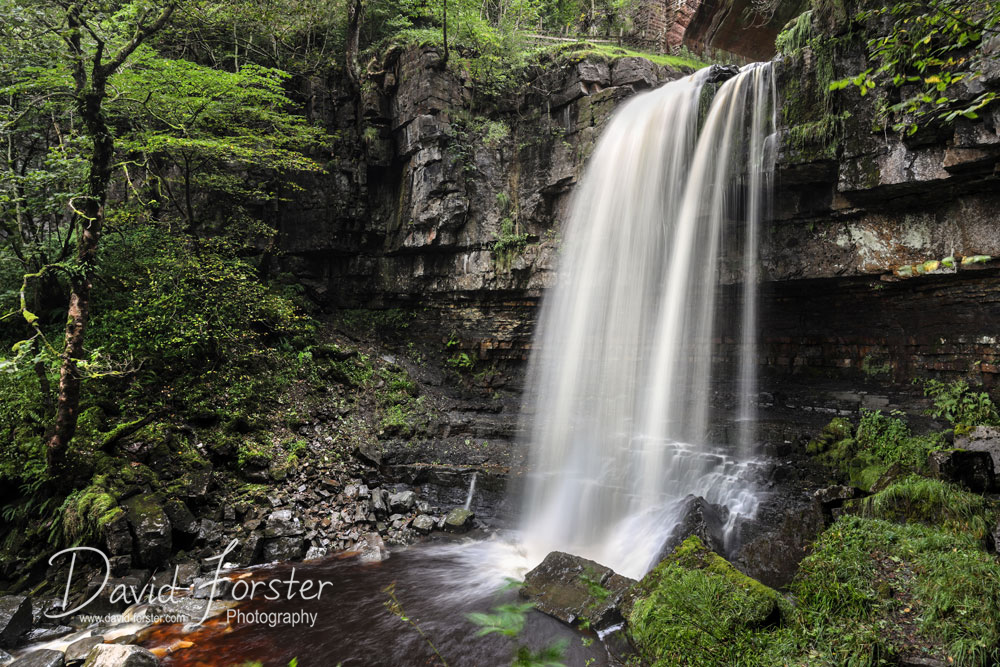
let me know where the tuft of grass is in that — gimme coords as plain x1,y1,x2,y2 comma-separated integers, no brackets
792,515,1000,666
854,475,996,541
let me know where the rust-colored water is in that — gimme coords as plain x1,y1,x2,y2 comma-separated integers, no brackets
142,542,606,667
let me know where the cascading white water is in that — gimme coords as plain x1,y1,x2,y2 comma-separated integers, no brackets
519,63,776,580
463,472,478,511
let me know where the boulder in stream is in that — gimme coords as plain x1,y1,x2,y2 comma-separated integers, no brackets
357,533,389,562
8,650,64,667
64,636,103,665
442,508,474,533
520,551,635,631
80,645,158,667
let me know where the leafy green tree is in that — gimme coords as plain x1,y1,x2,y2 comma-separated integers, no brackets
11,1,180,476
0,0,327,480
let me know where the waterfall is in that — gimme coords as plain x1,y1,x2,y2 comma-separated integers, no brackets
519,63,776,579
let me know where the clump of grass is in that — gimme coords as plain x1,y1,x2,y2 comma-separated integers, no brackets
854,475,996,541
793,515,1000,666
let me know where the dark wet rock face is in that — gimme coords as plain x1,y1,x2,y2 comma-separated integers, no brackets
262,537,306,562
123,494,172,567
0,596,31,648
732,495,826,589
954,426,1000,470
521,551,635,632
927,449,995,492
655,495,729,561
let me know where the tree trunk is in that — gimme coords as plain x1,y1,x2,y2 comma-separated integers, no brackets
45,87,112,475
45,2,176,476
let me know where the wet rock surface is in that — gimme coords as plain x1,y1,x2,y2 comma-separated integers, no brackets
80,645,158,667
656,495,729,560
62,637,101,665
927,449,995,492
123,495,172,568
0,597,31,649
521,551,635,631
954,426,1000,470
8,649,64,667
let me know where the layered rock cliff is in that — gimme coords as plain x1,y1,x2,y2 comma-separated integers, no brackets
276,18,1000,429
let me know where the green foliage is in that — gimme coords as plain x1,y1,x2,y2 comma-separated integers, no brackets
328,353,375,388
447,352,475,371
919,378,1000,427
237,440,273,469
94,223,301,368
775,9,814,55
493,217,530,270
860,353,890,378
807,412,946,490
336,308,413,337
468,602,536,637
112,46,328,219
579,570,611,603
552,42,707,70
513,640,569,667
468,598,569,667
830,1,1000,134
61,480,121,544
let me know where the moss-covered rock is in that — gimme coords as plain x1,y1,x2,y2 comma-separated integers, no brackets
624,536,785,665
